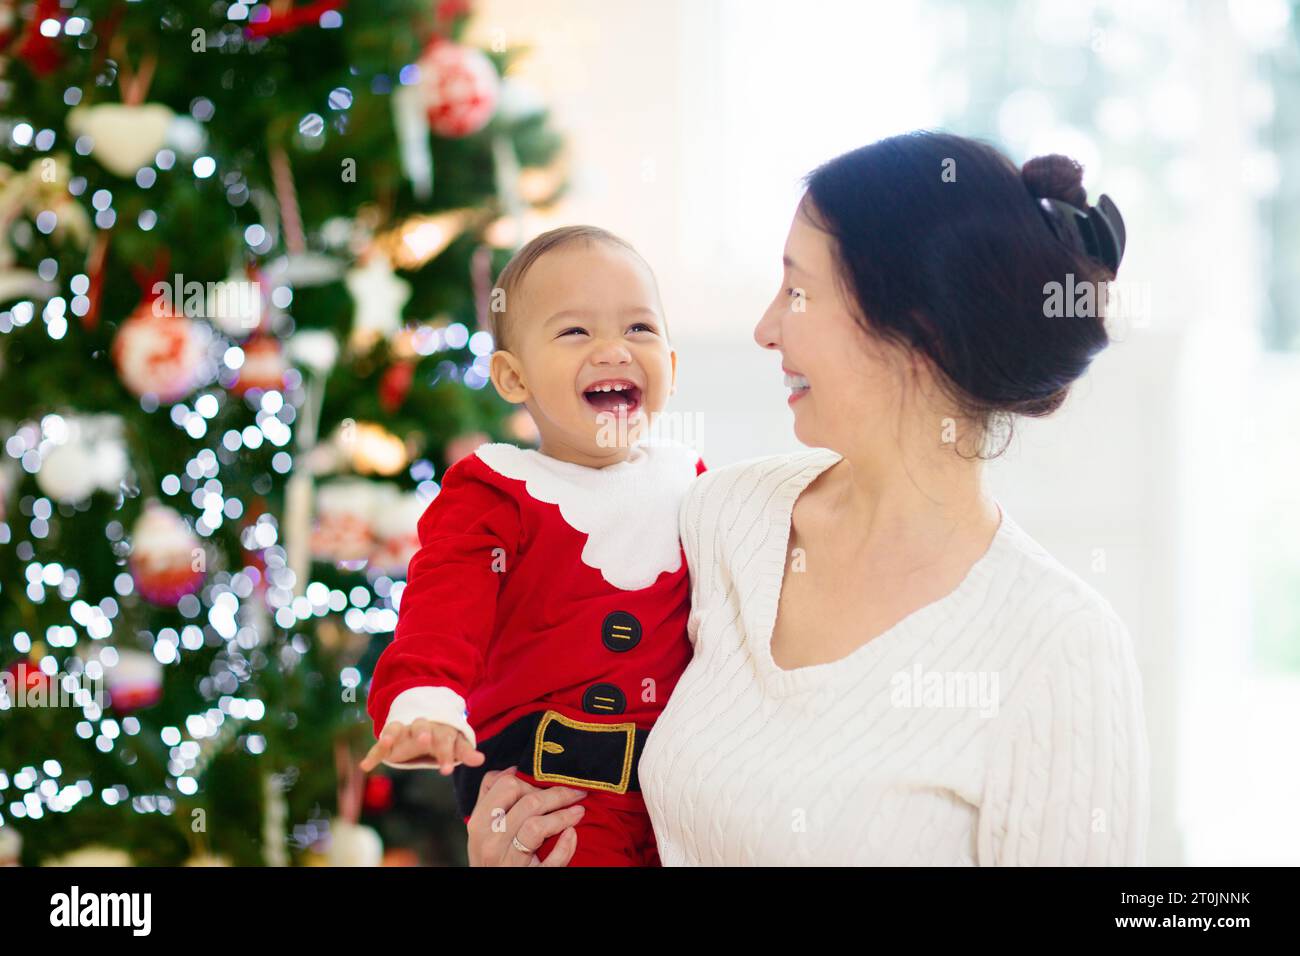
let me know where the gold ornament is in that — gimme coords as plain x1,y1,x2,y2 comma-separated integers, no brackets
347,422,409,477
381,210,472,271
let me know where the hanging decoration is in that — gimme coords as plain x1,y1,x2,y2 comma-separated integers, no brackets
232,335,288,395
417,38,500,138
345,252,410,349
112,298,204,402
104,648,164,713
35,414,129,504
128,502,206,607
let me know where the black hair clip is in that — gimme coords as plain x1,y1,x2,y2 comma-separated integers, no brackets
1037,194,1127,273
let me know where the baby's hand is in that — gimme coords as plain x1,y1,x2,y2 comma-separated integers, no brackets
359,718,486,775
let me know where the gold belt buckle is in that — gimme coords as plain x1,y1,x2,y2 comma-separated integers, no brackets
532,710,636,794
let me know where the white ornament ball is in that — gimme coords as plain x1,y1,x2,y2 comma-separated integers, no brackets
36,439,99,502
419,40,500,138
327,820,383,867
113,305,203,402
35,414,129,503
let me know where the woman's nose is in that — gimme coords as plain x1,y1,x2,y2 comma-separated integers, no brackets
754,304,781,350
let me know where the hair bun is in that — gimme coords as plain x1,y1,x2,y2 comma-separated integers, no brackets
1021,154,1087,208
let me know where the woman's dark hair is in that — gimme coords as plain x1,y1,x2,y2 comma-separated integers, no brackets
802,130,1118,458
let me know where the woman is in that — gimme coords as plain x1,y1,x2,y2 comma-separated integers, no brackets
465,130,1150,866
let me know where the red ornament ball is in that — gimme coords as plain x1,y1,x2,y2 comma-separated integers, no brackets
105,649,163,714
112,303,202,402
419,40,500,138
233,335,287,395
362,774,393,814
129,503,206,607
378,359,415,414
4,660,49,697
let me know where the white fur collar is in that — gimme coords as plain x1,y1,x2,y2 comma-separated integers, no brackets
473,440,700,591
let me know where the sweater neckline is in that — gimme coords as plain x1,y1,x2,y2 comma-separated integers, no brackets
753,447,1015,696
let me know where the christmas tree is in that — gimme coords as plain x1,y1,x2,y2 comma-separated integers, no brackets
0,0,563,866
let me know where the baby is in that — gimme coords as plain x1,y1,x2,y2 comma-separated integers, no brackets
361,225,704,866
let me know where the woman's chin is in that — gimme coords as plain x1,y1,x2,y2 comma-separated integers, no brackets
790,406,824,447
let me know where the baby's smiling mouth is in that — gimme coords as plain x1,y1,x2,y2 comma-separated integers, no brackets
581,378,642,414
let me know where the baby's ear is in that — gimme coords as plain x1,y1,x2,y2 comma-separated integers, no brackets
489,351,529,403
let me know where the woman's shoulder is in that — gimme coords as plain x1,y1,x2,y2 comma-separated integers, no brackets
687,446,841,507
679,447,840,562
987,509,1138,673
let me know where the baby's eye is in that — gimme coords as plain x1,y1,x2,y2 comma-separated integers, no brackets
558,327,587,337
629,322,656,333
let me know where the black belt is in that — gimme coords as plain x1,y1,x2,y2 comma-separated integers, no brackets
452,709,649,819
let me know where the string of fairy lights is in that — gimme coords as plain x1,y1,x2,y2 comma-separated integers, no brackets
0,0,552,862
1,340,460,824
0,136,478,834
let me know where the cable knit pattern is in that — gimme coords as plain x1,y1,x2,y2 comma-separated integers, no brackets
638,448,1150,866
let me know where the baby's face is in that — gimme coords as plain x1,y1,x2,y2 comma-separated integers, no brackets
489,243,677,466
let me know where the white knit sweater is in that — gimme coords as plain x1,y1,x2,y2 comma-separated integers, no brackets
639,448,1150,866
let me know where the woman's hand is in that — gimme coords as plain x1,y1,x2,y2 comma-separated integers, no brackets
467,766,587,866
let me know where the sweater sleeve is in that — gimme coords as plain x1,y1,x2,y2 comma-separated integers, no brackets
677,467,710,649
365,457,520,770
977,610,1150,866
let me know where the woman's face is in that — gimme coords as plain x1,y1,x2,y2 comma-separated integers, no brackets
754,200,919,456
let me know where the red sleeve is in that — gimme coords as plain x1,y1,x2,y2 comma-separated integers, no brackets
695,456,707,475
365,457,521,735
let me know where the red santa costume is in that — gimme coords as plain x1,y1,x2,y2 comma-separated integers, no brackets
366,438,706,866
